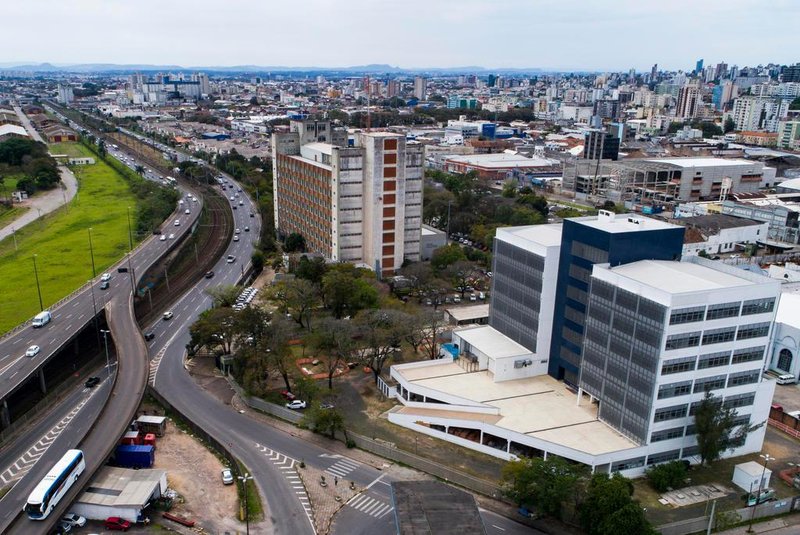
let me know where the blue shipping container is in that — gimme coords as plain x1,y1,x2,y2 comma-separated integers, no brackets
115,445,155,469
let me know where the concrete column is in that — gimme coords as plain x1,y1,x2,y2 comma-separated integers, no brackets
577,387,583,405
543,451,548,460
1,399,10,429
39,368,47,394
479,430,484,445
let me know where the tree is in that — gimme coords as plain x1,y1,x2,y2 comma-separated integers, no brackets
251,250,265,274
501,456,581,520
646,460,687,492
292,373,320,403
724,116,736,133
445,260,479,297
265,315,298,392
310,318,355,389
580,473,654,535
205,284,242,308
694,390,762,466
353,309,405,383
270,278,319,329
430,244,466,272
790,96,800,111
284,232,306,252
294,255,327,284
97,139,107,158
322,267,379,319
419,309,448,360
501,180,518,198
302,406,346,439
135,164,145,175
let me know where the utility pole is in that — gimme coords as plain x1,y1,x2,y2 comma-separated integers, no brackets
238,473,253,535
88,227,96,278
33,254,44,312
100,329,111,377
126,206,133,251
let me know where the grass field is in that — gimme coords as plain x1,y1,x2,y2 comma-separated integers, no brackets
0,142,141,333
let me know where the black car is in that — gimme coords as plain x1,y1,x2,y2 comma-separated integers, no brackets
153,229,162,235
144,331,155,341
250,212,255,218
205,271,214,279
84,377,101,388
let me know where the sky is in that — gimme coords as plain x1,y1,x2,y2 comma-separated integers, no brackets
3,0,799,71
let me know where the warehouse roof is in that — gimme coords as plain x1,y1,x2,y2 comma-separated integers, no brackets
76,467,165,507
391,481,486,535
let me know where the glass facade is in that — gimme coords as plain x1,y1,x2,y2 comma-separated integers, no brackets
549,219,684,384
581,279,667,443
489,239,545,352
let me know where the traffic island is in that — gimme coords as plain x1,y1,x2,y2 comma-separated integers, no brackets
296,461,359,535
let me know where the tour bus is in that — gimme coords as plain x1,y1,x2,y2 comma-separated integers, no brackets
24,449,85,520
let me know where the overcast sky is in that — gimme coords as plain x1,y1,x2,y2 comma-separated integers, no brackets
4,0,798,71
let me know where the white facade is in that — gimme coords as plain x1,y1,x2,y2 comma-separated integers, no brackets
731,96,790,132
768,292,800,382
680,219,769,256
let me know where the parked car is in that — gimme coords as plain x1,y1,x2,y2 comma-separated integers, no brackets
221,468,234,485
25,345,41,357
286,400,307,410
62,513,86,528
281,390,296,401
104,517,131,531
205,271,215,279
84,377,101,388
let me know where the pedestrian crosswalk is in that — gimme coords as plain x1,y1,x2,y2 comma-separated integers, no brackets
254,443,313,523
325,457,360,479
347,493,394,518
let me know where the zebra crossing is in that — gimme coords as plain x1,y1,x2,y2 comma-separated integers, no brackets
346,493,394,518
254,443,313,523
0,394,91,485
324,457,360,479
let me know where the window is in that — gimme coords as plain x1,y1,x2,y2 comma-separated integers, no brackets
658,381,692,399
647,449,681,465
706,302,741,320
670,306,705,325
662,356,696,375
651,427,684,443
611,457,646,472
665,332,701,350
694,375,727,393
698,351,731,369
741,298,775,316
723,393,755,409
570,241,609,264
702,327,736,346
737,323,770,341
654,404,688,422
732,346,765,365
727,369,760,388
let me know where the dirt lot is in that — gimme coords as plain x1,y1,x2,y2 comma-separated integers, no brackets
151,420,242,533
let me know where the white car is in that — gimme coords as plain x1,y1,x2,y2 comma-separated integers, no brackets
159,235,167,241
227,255,236,263
233,235,240,242
168,233,175,239
100,273,111,282
174,219,180,226
61,513,86,528
163,311,174,320
25,345,41,357
285,400,307,410
235,228,241,234
184,209,190,215
221,469,234,485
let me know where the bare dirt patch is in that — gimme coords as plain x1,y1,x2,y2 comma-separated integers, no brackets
152,422,242,533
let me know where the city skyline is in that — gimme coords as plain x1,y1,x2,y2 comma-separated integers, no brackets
3,0,799,72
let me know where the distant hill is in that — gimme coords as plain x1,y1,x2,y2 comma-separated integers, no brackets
0,62,545,75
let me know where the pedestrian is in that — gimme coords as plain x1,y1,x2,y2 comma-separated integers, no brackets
334,476,338,486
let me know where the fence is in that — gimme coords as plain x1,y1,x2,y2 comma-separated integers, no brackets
657,496,800,535
227,378,502,499
769,417,800,440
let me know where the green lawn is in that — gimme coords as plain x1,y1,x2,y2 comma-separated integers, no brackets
0,142,140,333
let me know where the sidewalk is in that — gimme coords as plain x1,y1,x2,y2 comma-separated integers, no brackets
717,513,800,535
0,165,78,242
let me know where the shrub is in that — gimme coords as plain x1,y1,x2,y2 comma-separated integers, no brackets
646,460,687,492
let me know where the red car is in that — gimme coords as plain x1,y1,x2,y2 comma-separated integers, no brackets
280,390,295,401
105,517,131,531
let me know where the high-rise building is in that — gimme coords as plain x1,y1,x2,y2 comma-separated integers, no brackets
57,84,74,104
782,63,800,83
549,212,685,384
712,80,737,111
695,59,704,74
583,130,620,161
650,64,659,81
777,120,800,150
413,77,427,101
676,81,701,119
716,62,729,80
386,79,400,98
731,96,790,132
272,120,423,273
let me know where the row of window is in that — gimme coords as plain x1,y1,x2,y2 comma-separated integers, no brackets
669,298,775,325
661,346,765,375
665,323,770,351
658,368,761,399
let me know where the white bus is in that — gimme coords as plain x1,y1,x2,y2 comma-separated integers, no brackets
24,449,85,520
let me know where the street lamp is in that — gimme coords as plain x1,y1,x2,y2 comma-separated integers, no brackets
88,227,96,279
32,254,44,312
747,453,775,533
100,329,111,378
238,472,253,535
126,206,133,251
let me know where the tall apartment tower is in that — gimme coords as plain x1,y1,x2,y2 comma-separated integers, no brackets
272,120,423,274
581,257,778,458
548,212,685,385
413,77,427,101
676,81,701,119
